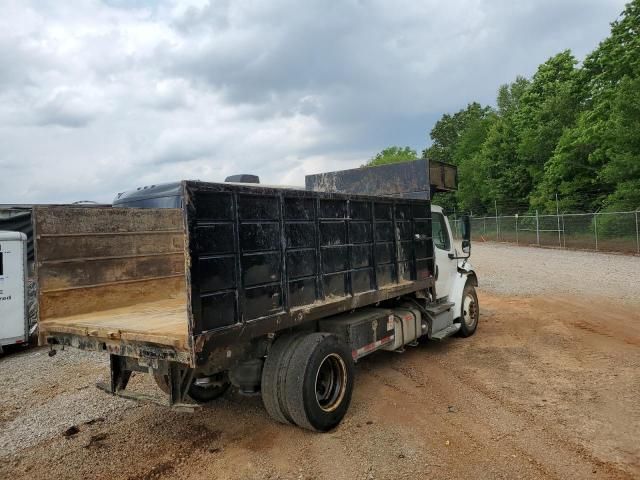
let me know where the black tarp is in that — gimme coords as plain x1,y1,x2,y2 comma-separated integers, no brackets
0,209,33,262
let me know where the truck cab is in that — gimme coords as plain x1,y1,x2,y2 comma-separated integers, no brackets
431,205,479,337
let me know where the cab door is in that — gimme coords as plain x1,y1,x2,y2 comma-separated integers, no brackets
431,211,456,300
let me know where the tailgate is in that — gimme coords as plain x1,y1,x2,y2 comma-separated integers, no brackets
34,206,193,365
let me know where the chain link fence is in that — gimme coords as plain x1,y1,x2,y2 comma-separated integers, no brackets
451,210,640,255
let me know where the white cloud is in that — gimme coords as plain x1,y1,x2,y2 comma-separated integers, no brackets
0,0,627,203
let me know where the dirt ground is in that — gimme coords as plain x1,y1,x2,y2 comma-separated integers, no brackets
1,244,639,479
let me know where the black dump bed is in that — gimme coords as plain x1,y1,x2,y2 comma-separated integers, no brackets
184,182,435,349
37,179,436,367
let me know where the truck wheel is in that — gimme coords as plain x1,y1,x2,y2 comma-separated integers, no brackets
153,371,230,402
284,333,354,432
188,373,230,403
261,332,307,424
458,283,479,337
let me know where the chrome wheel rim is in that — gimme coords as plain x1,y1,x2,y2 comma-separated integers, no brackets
315,353,347,412
462,294,478,329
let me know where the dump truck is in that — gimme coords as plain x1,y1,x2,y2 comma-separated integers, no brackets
35,159,478,431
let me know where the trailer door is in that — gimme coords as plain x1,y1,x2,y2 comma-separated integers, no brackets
0,233,27,345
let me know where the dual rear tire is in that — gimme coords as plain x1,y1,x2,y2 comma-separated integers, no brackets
261,333,354,432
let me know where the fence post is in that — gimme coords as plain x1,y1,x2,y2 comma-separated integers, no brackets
636,210,640,255
561,212,566,248
594,213,598,251
494,200,500,242
515,213,519,245
555,194,561,248
536,210,540,245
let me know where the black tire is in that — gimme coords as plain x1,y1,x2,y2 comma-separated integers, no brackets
261,332,307,424
153,370,230,403
187,373,230,403
283,333,354,432
458,282,479,337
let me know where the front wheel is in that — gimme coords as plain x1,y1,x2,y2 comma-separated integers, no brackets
458,283,479,337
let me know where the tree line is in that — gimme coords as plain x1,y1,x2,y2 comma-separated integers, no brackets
369,0,640,215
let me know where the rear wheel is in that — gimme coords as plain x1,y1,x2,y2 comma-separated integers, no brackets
261,332,307,424
283,333,354,432
458,283,479,337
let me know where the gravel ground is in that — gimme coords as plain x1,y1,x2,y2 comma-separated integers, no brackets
470,242,640,303
0,244,638,479
0,349,137,456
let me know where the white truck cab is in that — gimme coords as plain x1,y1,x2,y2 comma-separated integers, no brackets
430,205,479,338
0,231,29,354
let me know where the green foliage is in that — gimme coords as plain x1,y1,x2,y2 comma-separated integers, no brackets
582,0,640,97
422,102,492,164
416,0,640,215
517,51,582,184
370,1,639,215
366,146,418,166
599,75,640,210
453,112,496,213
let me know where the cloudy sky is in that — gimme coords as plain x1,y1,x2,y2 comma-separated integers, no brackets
0,0,627,204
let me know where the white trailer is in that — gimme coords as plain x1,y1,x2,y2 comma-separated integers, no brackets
0,231,28,354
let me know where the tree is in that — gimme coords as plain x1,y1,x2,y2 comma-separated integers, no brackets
517,51,582,190
473,79,531,214
496,76,529,116
422,102,493,164
582,0,640,97
366,146,418,166
535,0,640,212
422,103,494,214
599,75,640,210
453,113,496,213
375,1,640,215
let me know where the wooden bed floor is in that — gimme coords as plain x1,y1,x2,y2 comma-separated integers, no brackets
40,298,189,350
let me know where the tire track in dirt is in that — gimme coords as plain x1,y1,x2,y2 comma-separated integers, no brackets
1,291,638,480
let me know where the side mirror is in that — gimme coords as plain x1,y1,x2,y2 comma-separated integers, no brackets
461,215,471,255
